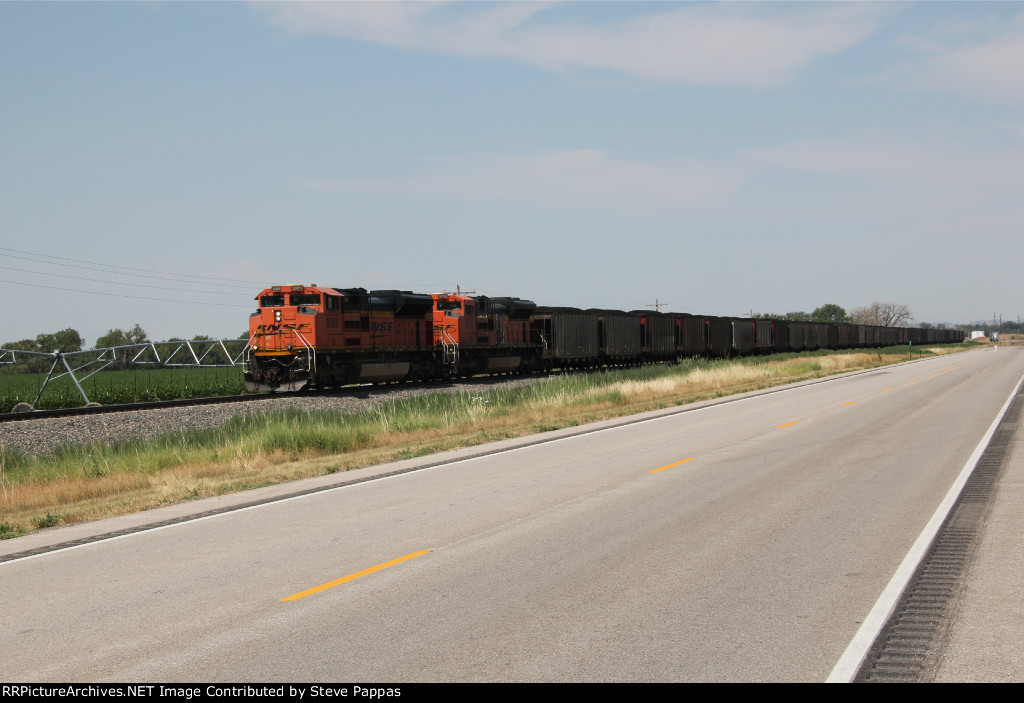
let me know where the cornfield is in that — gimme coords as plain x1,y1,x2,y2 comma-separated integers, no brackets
0,367,245,412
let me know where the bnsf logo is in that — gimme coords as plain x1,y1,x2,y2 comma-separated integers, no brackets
370,321,394,332
256,323,311,332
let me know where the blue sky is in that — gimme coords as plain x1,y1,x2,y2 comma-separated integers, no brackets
2,1,1022,345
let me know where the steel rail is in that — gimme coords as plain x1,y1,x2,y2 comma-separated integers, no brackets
0,372,544,423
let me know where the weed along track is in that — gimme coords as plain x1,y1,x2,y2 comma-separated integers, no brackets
0,346,971,539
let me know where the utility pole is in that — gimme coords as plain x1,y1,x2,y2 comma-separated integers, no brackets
647,299,669,312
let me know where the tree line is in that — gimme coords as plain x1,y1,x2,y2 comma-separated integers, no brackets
754,302,1022,334
754,302,913,327
1,326,248,374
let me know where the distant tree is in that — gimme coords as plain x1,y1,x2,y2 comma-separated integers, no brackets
851,302,913,327
851,304,877,325
755,311,811,321
1,329,83,373
35,328,84,354
96,324,149,369
95,324,148,349
2,339,36,353
810,304,850,323
0,338,38,374
759,304,849,323
128,323,148,344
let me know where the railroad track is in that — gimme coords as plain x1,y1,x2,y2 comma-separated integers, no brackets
0,372,550,423
0,391,305,422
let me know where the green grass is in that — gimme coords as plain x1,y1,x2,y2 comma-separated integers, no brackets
30,512,60,529
1,347,947,487
0,521,28,539
0,360,715,485
0,366,244,412
0,344,969,534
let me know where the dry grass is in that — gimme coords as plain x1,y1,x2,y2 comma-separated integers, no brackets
0,345,971,537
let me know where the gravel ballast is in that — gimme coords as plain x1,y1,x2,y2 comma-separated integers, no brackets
0,377,544,457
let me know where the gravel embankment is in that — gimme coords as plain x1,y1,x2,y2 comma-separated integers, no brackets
0,377,544,457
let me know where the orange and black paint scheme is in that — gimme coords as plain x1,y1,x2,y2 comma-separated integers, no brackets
245,284,965,392
246,286,435,391
245,286,539,392
430,293,537,377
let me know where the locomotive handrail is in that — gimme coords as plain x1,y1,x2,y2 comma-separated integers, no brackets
242,331,261,374
435,326,458,370
290,328,317,377
537,331,548,356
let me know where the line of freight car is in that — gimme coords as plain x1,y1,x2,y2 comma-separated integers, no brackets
243,285,963,392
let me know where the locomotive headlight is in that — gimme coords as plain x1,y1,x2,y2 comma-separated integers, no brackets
252,343,259,351
286,343,294,350
274,310,282,323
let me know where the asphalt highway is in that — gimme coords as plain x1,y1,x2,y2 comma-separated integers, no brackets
2,347,1021,682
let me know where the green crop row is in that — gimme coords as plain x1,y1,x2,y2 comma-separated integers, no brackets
0,367,245,412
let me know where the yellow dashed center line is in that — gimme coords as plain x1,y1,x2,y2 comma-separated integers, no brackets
649,457,695,474
882,388,892,392
282,549,432,602
842,401,856,406
777,421,800,429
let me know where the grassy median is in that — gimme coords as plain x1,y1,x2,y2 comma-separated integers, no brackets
0,345,969,539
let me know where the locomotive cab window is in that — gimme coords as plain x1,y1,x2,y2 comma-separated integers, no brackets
261,294,285,307
436,300,461,311
325,295,341,312
290,293,321,307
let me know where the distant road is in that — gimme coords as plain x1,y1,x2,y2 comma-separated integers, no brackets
3,347,1021,682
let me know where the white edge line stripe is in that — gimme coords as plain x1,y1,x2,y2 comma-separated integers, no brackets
2,348,984,565
826,369,1024,683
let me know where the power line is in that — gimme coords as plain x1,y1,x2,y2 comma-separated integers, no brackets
0,279,253,307
0,246,267,287
0,265,258,296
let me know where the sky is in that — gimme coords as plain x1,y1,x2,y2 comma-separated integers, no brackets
2,1,1022,346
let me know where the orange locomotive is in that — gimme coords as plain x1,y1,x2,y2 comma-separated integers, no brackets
245,285,538,392
246,285,966,393
430,292,537,377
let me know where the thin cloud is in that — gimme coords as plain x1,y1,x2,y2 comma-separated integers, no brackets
893,10,1024,103
305,149,753,216
305,133,1023,221
745,133,1024,218
748,134,1022,186
264,2,882,87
